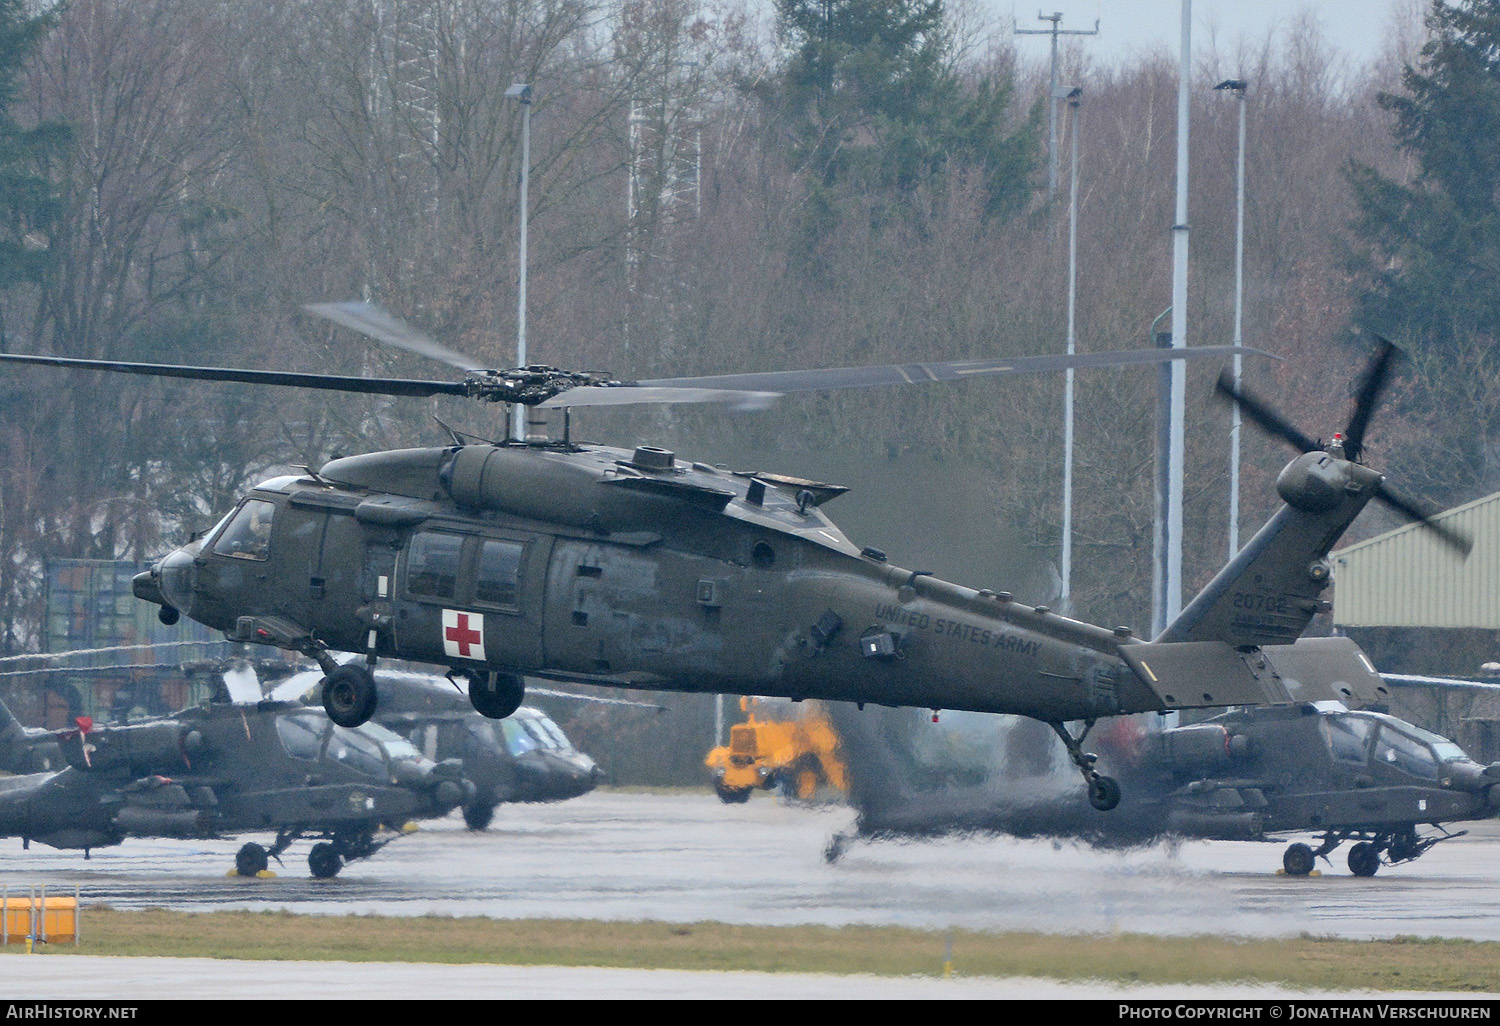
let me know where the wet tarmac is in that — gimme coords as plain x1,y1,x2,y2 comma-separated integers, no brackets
3,791,1500,998
4,791,1500,940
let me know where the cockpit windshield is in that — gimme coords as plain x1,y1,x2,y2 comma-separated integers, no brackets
1319,710,1469,777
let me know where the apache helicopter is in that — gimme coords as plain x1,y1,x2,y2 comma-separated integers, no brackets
825,697,1500,877
0,683,473,878
0,307,1465,812
265,664,611,830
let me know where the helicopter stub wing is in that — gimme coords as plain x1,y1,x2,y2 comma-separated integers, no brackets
1118,635,1389,711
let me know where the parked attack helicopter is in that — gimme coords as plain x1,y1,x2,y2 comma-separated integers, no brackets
266,664,611,830
0,309,1465,812
0,683,473,878
826,696,1500,877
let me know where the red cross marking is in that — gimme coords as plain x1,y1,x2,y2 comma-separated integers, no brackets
445,612,482,657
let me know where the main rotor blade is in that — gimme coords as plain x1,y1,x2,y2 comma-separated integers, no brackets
1343,336,1400,461
305,301,490,372
0,352,470,399
1372,482,1473,557
632,344,1273,397
539,385,781,410
1215,370,1322,453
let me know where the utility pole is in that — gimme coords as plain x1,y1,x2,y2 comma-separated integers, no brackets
1061,86,1083,615
1015,11,1099,196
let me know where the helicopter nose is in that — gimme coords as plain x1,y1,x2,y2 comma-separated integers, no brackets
152,546,199,618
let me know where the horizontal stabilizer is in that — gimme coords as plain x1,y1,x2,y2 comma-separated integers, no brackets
1119,635,1390,711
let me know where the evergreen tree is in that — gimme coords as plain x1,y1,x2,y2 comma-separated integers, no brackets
770,0,1037,221
1347,0,1500,495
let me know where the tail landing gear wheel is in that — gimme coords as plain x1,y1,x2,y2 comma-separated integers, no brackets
462,802,496,831
1087,775,1121,812
322,664,378,728
308,842,343,879
1348,841,1381,877
468,671,524,720
1283,842,1315,876
235,842,269,877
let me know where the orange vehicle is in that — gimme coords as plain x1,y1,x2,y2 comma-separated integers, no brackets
705,698,847,803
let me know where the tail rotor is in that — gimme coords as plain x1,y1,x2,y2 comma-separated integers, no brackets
1216,339,1471,557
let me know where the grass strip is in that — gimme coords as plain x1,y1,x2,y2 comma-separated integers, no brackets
6,908,1499,993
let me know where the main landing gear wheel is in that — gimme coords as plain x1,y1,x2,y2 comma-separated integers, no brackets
1283,842,1315,877
1087,774,1122,812
467,671,524,720
308,842,343,879
235,842,269,877
322,664,378,728
1348,841,1381,877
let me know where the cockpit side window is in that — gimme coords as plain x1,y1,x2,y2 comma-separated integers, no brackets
276,711,326,761
500,718,536,756
326,724,388,777
212,499,276,561
1372,725,1440,780
520,717,561,750
1320,714,1373,764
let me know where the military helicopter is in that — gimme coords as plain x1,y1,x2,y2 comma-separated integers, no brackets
265,664,611,830
0,683,474,878
825,696,1500,878
0,308,1464,812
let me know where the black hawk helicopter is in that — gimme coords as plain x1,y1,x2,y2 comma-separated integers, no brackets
0,307,1465,812
0,678,474,878
265,664,612,830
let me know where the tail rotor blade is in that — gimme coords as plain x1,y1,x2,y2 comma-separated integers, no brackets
1215,370,1322,453
1342,337,1400,462
1373,483,1473,557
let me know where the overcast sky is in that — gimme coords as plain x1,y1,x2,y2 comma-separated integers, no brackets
989,0,1415,70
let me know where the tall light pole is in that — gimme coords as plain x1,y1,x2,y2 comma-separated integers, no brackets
1215,78,1249,560
1015,12,1099,196
506,82,532,440
1061,86,1083,615
1154,0,1191,640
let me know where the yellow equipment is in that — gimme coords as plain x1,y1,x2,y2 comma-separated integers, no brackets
705,698,847,803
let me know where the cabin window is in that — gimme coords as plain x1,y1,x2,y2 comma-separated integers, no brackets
213,499,276,561
474,539,525,608
406,532,464,600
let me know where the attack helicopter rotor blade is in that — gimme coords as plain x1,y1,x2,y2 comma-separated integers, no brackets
1342,336,1400,462
1371,482,1473,557
304,301,490,373
1215,370,1323,453
0,352,471,399
536,344,1274,409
